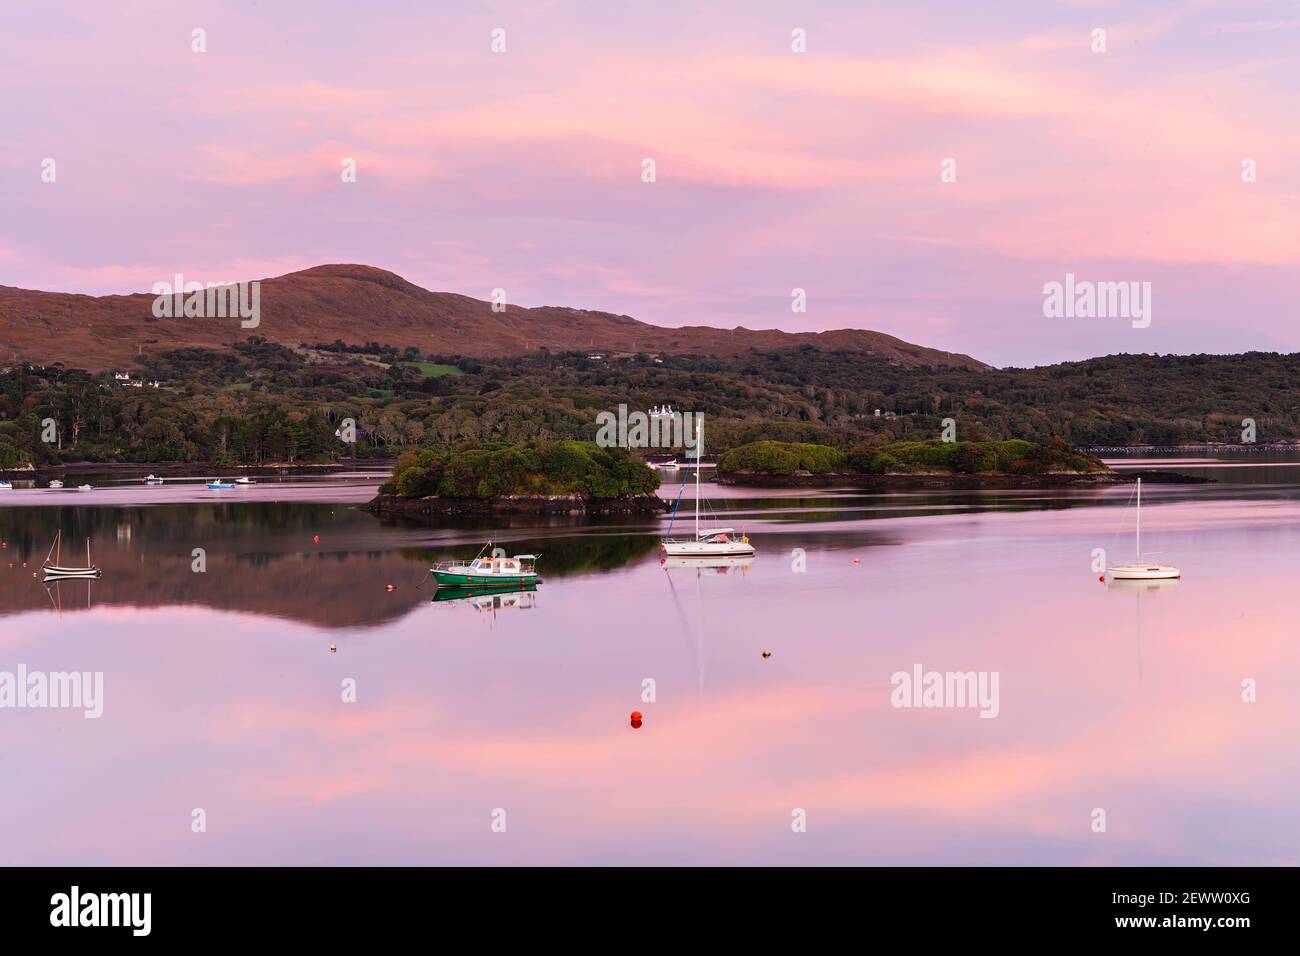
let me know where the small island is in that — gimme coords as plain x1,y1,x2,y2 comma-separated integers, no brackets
363,441,669,517
715,438,1122,488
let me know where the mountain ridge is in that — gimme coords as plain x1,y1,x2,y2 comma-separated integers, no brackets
0,263,987,371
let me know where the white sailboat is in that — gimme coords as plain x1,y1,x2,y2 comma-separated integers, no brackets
660,420,754,558
1107,477,1179,580
42,530,103,579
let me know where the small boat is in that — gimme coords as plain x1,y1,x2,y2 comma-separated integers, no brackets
661,421,754,559
1107,477,1179,581
0,480,12,491
42,530,102,579
431,545,540,587
143,474,164,484
48,480,64,489
235,477,253,485
647,459,678,470
76,484,94,492
207,480,236,489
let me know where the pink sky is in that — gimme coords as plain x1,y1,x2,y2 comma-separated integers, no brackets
2,0,1298,366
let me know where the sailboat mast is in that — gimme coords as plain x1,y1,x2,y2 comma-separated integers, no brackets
694,417,703,539
1135,477,1141,561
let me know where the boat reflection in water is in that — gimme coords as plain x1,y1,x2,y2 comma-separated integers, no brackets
659,555,755,572
431,582,538,613
1106,574,1179,682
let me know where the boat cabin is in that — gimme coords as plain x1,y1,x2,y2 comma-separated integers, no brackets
468,554,537,574
696,528,738,544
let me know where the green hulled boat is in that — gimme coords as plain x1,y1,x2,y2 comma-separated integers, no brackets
431,547,540,587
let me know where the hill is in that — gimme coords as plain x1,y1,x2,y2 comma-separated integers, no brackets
0,264,986,372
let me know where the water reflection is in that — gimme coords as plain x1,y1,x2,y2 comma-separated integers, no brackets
3,473,1300,865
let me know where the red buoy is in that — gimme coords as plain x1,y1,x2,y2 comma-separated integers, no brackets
313,535,320,544
386,584,395,592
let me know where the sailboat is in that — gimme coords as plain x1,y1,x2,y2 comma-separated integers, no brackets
661,420,754,558
42,530,103,579
1107,477,1179,580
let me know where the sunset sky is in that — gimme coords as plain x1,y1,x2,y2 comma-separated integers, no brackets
2,0,1298,367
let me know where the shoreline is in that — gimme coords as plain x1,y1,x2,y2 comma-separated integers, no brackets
0,460,393,480
362,493,670,518
715,469,1213,489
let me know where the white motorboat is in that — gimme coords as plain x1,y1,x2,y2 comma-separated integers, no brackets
1107,477,1179,580
48,480,64,489
75,484,94,492
143,474,164,484
235,477,253,485
0,480,12,491
661,421,754,559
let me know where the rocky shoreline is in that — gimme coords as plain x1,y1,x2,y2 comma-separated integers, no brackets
362,493,670,518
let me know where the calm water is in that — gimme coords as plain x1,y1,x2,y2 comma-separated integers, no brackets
1,462,1298,865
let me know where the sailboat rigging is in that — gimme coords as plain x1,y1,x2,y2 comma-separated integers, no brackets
660,419,755,558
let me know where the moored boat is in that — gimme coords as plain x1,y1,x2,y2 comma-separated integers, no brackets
41,530,102,579
1106,477,1179,581
48,480,64,489
208,480,236,489
0,480,12,491
431,545,540,587
143,474,164,484
661,419,754,559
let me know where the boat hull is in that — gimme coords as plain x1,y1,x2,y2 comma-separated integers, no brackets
431,569,539,587
660,541,755,558
1107,564,1180,580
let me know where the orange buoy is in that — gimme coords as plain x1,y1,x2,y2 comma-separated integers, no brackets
329,644,337,653
762,650,772,659
852,558,860,565
386,584,395,592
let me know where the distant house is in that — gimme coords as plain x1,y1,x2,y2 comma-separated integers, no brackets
148,380,161,388
586,353,603,360
129,380,143,388
113,372,130,381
